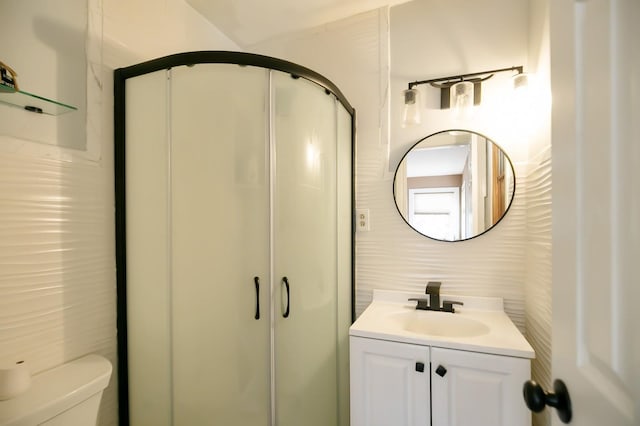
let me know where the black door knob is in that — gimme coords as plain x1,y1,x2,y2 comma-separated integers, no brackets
435,365,447,377
523,379,572,423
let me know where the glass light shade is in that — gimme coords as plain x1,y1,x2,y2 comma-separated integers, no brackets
511,72,534,111
512,72,530,91
402,88,421,127
451,81,474,121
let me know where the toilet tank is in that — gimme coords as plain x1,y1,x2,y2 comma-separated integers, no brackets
0,355,112,426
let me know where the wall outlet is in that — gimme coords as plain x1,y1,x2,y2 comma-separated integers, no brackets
356,209,370,232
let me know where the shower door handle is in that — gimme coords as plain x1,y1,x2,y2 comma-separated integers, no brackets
254,276,260,320
282,277,290,318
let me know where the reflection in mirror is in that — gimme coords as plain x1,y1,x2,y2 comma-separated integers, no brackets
393,130,515,242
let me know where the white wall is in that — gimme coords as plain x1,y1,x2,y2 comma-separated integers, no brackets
0,1,238,425
103,0,239,68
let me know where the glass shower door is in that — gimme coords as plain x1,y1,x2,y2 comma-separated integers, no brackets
125,69,173,426
125,62,351,426
170,64,271,425
272,71,340,426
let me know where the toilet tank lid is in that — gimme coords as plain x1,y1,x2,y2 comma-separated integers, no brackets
0,354,112,426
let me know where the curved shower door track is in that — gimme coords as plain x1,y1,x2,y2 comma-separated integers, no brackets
114,50,354,114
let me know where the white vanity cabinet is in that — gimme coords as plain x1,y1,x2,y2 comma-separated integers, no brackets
430,346,530,426
349,290,535,426
350,336,531,426
350,336,430,426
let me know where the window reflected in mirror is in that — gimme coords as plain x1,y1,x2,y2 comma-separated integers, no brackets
393,130,515,242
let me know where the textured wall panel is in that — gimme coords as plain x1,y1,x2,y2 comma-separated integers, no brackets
0,150,117,426
524,146,552,426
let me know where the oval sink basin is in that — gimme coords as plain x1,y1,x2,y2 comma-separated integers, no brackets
390,311,490,338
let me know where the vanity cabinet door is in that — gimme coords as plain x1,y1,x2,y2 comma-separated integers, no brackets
350,336,430,426
430,347,531,426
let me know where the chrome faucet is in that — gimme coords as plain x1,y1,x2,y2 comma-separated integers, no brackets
408,281,464,313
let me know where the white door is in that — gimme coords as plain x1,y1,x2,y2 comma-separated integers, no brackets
550,0,640,425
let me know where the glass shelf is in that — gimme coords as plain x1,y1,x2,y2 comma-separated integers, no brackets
0,84,77,115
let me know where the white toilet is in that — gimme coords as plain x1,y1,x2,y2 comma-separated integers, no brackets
0,354,112,426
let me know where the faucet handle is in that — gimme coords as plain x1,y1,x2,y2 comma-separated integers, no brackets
408,298,430,310
442,300,464,313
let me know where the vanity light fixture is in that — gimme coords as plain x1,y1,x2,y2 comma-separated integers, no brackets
401,65,527,126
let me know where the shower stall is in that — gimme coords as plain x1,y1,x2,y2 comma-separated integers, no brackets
114,52,354,426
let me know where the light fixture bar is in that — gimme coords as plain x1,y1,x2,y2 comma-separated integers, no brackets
407,65,523,90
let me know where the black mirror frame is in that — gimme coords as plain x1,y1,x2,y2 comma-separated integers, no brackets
392,129,517,242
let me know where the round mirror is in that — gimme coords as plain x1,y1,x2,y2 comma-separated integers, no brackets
393,130,515,242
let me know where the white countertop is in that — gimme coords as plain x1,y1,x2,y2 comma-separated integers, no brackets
350,290,535,359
